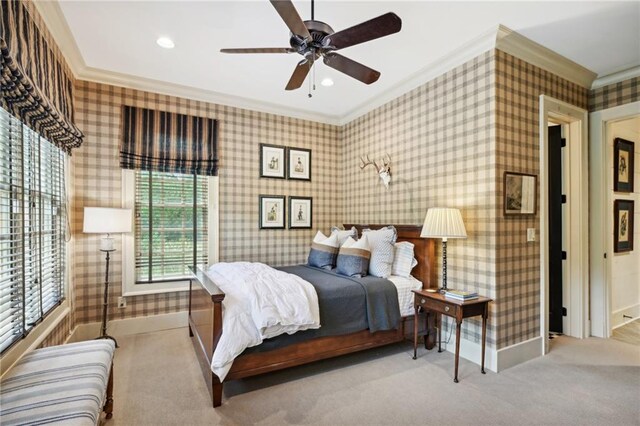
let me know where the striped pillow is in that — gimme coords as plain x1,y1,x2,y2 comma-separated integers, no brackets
308,231,340,269
362,226,397,278
392,241,418,277
331,226,358,246
336,235,371,278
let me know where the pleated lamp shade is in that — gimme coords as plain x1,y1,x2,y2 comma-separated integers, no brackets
420,208,467,240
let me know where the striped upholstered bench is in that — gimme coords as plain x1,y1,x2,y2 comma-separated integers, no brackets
0,340,115,425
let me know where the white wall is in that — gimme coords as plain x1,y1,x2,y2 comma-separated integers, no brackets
608,117,640,328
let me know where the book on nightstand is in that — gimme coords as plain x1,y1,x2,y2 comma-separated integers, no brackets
444,289,479,301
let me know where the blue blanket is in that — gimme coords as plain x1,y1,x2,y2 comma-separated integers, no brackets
243,265,400,354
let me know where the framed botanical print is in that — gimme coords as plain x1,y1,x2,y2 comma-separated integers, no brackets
260,144,286,179
614,200,634,253
614,138,635,193
504,172,537,216
288,197,312,229
259,195,285,229
287,147,311,181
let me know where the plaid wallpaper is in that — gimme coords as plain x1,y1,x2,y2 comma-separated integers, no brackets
72,81,341,324
38,314,73,348
494,50,588,348
341,51,498,347
589,76,640,112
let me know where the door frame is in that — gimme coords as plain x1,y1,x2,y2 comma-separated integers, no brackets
589,101,640,338
539,95,589,354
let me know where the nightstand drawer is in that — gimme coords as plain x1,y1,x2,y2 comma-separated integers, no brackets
417,296,459,317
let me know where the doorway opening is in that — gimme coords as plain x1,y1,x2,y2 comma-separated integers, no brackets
539,96,589,354
589,101,640,338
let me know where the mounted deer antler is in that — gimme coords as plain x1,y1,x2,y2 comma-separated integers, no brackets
360,155,376,170
360,154,392,189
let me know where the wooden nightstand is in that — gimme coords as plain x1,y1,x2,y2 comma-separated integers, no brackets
412,289,492,383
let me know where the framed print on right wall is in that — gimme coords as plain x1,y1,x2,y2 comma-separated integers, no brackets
614,199,634,253
287,147,311,181
614,138,634,193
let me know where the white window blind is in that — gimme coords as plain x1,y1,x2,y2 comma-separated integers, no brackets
0,107,67,354
134,170,208,283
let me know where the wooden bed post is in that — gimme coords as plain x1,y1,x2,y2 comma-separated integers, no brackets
211,295,224,407
104,365,114,419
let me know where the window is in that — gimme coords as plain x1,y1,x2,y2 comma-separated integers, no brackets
122,170,217,295
0,107,67,353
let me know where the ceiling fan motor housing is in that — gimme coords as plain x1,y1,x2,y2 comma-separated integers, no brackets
290,20,335,59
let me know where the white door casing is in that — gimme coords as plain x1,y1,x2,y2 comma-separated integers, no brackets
539,95,589,354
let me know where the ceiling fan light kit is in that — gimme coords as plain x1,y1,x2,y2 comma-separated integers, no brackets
221,0,402,93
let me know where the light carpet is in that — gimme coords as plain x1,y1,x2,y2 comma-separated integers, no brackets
107,328,640,425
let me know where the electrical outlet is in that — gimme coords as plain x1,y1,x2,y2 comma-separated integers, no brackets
117,296,126,308
527,228,536,242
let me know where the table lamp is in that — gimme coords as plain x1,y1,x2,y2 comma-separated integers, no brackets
420,207,467,293
83,207,132,346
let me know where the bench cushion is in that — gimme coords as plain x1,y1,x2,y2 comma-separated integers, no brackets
0,340,115,426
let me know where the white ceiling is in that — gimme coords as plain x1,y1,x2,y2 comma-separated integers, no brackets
57,1,640,121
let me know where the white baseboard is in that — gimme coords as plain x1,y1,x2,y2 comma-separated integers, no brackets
440,333,542,373
440,334,498,373
69,311,188,343
612,304,640,330
496,336,542,371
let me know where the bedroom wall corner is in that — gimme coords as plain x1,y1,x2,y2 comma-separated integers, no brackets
340,50,500,351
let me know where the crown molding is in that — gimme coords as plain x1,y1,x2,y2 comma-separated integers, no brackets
495,24,596,89
33,2,598,127
338,25,498,125
77,65,343,125
31,0,342,126
591,66,640,89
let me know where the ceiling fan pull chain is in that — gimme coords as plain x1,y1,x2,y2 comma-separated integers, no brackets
308,65,312,98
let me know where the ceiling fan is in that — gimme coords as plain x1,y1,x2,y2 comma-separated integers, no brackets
220,0,402,91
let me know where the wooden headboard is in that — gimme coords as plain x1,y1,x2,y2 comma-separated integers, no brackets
343,224,436,290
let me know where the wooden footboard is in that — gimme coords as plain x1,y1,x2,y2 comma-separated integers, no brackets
188,272,436,408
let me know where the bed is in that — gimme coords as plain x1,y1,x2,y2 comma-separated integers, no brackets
188,224,437,407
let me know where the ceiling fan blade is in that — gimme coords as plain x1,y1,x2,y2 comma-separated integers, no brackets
324,12,401,50
220,48,296,54
269,0,311,40
285,59,312,90
323,53,380,85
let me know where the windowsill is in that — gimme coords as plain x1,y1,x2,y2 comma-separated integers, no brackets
0,301,70,378
122,280,190,297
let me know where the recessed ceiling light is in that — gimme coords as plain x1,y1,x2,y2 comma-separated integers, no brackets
156,37,175,49
321,78,334,87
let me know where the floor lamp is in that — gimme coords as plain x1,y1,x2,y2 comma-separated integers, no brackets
420,207,467,293
83,207,132,347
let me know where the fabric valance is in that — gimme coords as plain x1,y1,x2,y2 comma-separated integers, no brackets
120,106,219,176
0,0,83,152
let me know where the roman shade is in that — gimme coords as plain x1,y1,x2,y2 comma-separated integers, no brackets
0,0,83,152
120,106,219,176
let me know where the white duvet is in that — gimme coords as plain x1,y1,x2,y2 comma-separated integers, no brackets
205,262,320,381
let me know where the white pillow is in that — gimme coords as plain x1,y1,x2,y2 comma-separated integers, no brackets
392,241,418,277
362,226,397,278
331,226,358,246
342,235,369,250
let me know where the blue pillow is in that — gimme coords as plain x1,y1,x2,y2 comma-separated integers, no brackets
336,235,371,278
308,231,339,269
